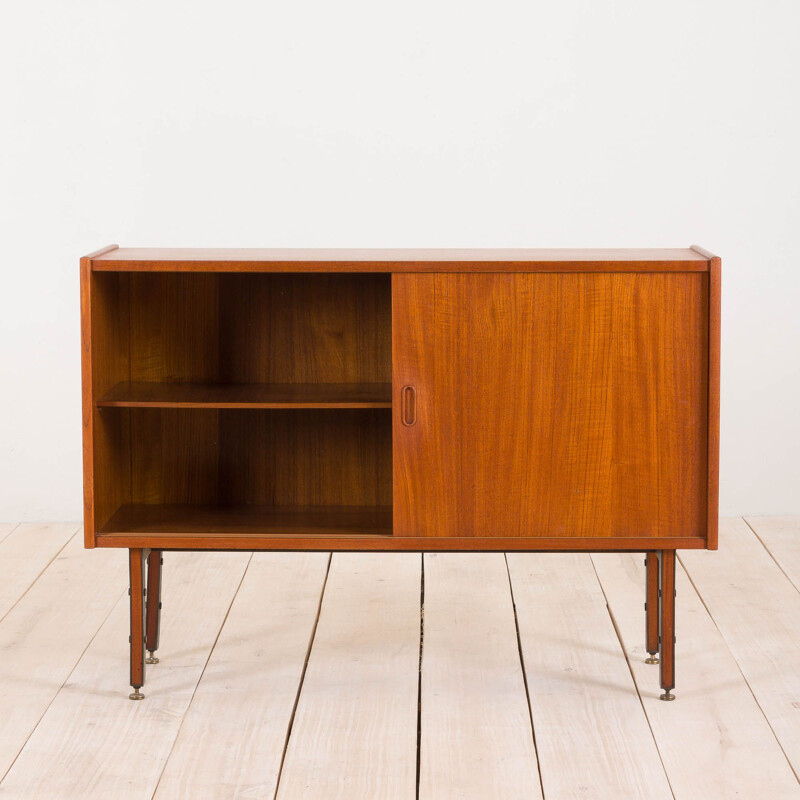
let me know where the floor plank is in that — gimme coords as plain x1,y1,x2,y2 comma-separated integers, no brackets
593,550,800,799
0,551,251,799
276,553,420,800
680,517,800,786
419,553,542,800
746,516,800,593
0,534,125,781
153,552,330,799
0,523,78,622
508,553,672,799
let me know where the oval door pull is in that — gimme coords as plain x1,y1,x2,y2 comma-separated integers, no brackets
401,385,416,426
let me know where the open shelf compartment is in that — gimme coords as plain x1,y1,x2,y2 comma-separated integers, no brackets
87,271,393,542
100,504,392,538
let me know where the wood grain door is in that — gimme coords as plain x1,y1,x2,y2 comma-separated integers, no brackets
392,273,708,540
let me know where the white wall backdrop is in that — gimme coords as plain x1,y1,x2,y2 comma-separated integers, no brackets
1,1,798,520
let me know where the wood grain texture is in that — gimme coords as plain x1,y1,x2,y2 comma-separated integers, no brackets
90,247,710,272
130,409,220,505
102,504,393,537
690,245,721,551
81,268,132,544
419,554,542,800
128,549,145,690
97,381,392,408
659,550,676,692
0,535,126,780
394,272,708,541
593,550,800,800
126,406,390,509
706,255,721,549
219,409,391,507
80,256,94,545
129,272,219,383
154,552,329,800
276,554,420,800
218,273,390,384
145,549,162,654
680,517,800,779
507,553,673,799
0,551,251,799
0,524,77,622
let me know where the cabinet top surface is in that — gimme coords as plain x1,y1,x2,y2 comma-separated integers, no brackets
87,246,715,272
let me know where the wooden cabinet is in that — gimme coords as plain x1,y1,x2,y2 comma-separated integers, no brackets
81,246,720,701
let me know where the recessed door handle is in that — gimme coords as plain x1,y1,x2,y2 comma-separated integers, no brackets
401,385,416,426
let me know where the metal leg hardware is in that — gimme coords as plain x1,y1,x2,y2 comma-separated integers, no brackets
657,550,676,701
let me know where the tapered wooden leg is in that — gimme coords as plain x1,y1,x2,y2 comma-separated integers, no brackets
645,552,659,664
145,550,163,664
658,550,676,700
129,548,146,700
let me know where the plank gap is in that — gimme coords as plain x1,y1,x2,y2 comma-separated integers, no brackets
0,575,128,784
271,552,333,800
0,524,20,545
149,552,255,800
503,553,546,800
742,517,800,598
588,554,676,800
415,552,424,800
0,525,80,625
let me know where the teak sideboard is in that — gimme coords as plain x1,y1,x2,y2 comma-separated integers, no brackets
80,246,721,701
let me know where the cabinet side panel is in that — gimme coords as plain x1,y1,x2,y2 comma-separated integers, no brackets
393,275,462,537
80,258,94,545
706,259,721,548
83,269,132,541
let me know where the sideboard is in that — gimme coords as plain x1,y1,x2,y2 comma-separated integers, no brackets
80,246,721,701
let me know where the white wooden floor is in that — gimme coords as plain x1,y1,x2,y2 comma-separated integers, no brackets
1,518,799,799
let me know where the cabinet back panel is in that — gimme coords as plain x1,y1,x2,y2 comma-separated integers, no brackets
129,273,220,382
219,274,391,384
123,273,390,385
393,272,708,539
219,409,391,506
130,409,220,504
126,408,391,508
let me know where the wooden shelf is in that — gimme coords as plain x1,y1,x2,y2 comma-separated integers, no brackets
100,504,393,539
97,382,392,409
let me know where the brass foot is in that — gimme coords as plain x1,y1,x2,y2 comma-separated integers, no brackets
129,689,145,700
659,691,675,701
645,655,659,665
146,651,159,664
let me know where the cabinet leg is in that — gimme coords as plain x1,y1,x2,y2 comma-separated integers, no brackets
645,552,659,664
145,550,163,665
658,550,676,701
129,548,147,700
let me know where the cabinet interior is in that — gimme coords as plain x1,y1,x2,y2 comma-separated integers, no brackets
90,272,392,536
